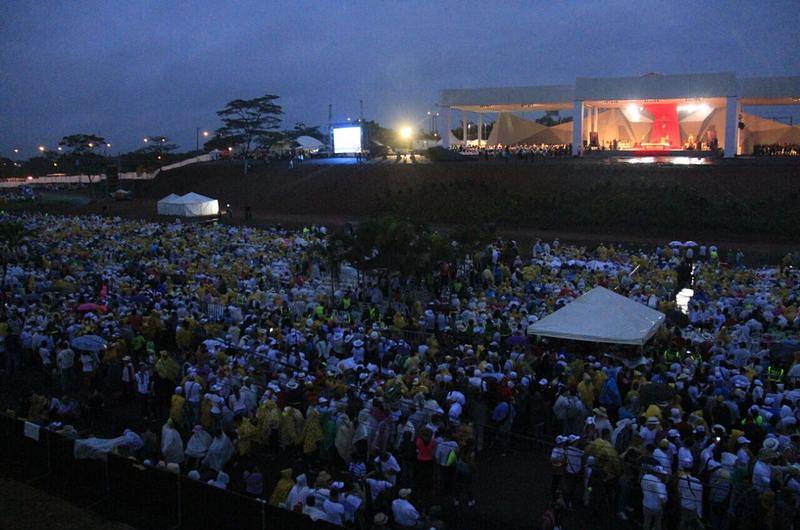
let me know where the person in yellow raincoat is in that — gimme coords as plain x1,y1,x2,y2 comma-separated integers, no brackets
279,406,302,450
256,400,280,449
269,468,295,507
577,373,596,409
169,387,187,431
586,436,622,478
236,416,259,456
301,408,324,457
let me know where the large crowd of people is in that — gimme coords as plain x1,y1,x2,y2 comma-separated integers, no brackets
451,143,573,160
753,144,800,157
2,211,800,529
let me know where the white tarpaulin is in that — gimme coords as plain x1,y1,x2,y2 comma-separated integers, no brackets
157,192,219,217
529,286,665,345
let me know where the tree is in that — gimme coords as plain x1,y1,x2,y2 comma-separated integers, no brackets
216,94,283,174
57,133,109,179
287,122,324,142
140,136,178,154
58,134,107,154
536,111,572,127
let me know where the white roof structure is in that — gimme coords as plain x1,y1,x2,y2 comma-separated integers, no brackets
442,72,799,112
529,287,665,346
295,136,324,150
157,192,219,217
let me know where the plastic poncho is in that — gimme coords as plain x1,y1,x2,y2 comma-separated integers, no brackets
237,417,259,456
269,468,295,507
185,428,212,459
335,415,355,463
301,409,324,455
286,473,311,511
161,421,184,464
202,432,234,471
256,400,280,442
279,406,302,449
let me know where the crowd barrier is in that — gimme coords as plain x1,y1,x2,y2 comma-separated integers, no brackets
0,413,336,530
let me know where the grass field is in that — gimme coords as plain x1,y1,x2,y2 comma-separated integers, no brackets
131,157,800,241
9,157,800,258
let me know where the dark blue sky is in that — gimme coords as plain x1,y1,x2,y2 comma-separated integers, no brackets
2,0,799,156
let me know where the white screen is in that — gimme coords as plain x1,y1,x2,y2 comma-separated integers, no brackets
333,126,362,154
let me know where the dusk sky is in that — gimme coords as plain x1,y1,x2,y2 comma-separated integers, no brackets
2,0,799,157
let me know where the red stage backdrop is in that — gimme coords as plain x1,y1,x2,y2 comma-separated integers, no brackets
645,103,681,148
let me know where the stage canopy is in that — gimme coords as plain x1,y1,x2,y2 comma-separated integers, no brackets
529,286,665,346
486,113,546,145
157,192,219,217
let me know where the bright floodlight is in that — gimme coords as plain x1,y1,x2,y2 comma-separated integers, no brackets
400,126,412,140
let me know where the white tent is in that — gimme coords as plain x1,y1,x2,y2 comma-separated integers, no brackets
157,192,219,217
529,286,665,346
156,194,182,215
296,136,324,152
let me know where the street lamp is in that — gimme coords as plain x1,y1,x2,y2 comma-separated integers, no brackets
13,148,19,154
143,137,149,143
38,145,45,152
195,128,210,152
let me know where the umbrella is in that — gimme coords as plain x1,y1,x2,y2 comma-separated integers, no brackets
683,241,698,247
71,335,107,352
669,241,683,247
77,302,103,312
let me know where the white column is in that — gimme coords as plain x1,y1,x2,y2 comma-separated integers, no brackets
585,105,592,144
443,108,451,148
462,111,468,146
477,113,483,146
724,96,738,158
736,101,742,155
571,100,584,156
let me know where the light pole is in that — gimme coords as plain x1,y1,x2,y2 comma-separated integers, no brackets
195,128,209,153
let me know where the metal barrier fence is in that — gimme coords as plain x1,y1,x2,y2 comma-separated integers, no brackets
0,413,336,530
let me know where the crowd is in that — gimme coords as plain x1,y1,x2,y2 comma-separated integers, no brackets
753,144,800,157
1,211,800,530
451,144,573,160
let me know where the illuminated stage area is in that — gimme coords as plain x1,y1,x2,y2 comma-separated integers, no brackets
440,72,800,158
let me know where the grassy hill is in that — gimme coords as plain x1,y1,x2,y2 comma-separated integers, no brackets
134,158,800,243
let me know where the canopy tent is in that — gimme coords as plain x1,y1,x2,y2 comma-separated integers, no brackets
529,286,665,346
157,192,219,217
295,135,325,152
156,194,181,215
486,113,546,145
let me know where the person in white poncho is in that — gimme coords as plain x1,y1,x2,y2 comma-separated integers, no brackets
160,419,184,465
202,429,234,471
185,424,212,462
